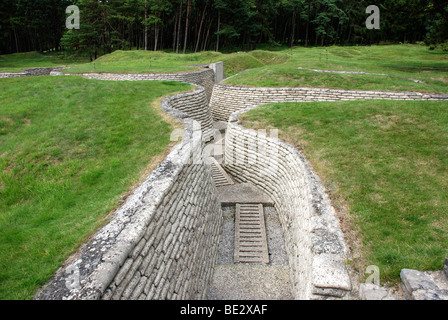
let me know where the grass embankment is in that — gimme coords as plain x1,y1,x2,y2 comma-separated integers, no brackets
0,76,191,299
0,51,87,73
4,46,446,94
64,50,224,74
63,49,288,77
224,45,448,94
0,50,287,78
240,100,448,284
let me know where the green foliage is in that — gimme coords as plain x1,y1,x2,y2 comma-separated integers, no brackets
224,44,448,94
1,0,68,54
425,1,448,46
4,0,448,55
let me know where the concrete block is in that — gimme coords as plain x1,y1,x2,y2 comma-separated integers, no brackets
444,258,448,278
400,269,440,298
359,283,395,300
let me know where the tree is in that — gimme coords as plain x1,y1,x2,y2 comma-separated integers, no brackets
3,0,445,56
425,0,448,46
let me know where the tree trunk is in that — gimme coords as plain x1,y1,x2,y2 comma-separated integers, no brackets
183,0,191,54
215,10,221,52
176,0,183,54
290,9,296,48
346,26,352,45
202,19,212,51
195,2,208,53
13,28,19,53
173,11,178,51
144,0,148,50
154,24,159,51
305,2,311,47
281,19,289,45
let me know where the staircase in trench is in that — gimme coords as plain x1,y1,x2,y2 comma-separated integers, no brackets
207,123,293,300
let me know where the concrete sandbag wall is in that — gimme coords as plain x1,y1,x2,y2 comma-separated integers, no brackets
210,84,448,121
35,78,223,300
224,107,352,300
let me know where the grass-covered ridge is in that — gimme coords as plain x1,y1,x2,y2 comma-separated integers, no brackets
63,49,290,77
240,100,448,284
224,45,448,94
0,51,88,73
2,45,447,94
0,76,191,299
64,50,223,74
0,50,289,77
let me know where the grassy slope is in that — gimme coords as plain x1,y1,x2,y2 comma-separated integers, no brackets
63,50,224,74
1,44,447,293
0,51,88,72
63,50,288,76
0,76,191,299
224,45,448,94
0,50,280,76
5,46,445,94
240,100,448,283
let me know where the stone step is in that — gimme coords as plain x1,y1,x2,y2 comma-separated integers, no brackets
234,204,269,264
400,269,448,300
209,157,234,187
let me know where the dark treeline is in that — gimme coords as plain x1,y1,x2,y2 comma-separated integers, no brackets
1,0,447,56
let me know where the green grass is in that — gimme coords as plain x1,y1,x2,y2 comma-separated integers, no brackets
0,51,88,73
240,100,448,284
0,76,191,299
2,44,447,294
224,44,448,94
63,50,224,74
5,45,445,94
63,49,288,77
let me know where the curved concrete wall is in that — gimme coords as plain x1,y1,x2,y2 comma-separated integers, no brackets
0,67,65,78
224,107,352,300
79,68,216,102
1,67,217,142
35,84,222,300
210,84,448,121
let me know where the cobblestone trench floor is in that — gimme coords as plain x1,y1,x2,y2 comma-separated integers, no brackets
207,205,294,300
207,122,294,300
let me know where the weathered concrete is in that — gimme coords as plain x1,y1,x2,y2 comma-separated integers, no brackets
208,265,293,300
400,269,448,300
444,258,448,278
217,183,274,206
0,67,65,78
209,62,224,84
359,283,398,300
28,59,448,300
35,74,223,300
210,84,448,121
225,107,352,300
234,203,270,264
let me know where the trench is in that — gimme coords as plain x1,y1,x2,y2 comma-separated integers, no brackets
206,121,294,300
32,64,354,300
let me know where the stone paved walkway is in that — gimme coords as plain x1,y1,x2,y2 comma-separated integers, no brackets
207,122,294,300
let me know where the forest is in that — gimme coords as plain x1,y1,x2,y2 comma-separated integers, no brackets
1,0,447,58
